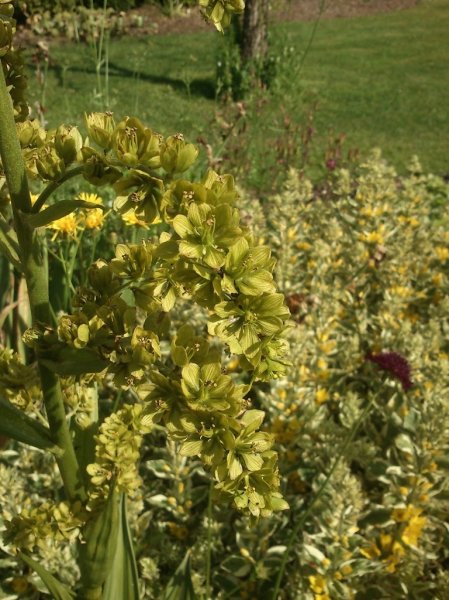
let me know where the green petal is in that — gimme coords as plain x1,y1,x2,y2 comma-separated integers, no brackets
204,246,226,269
201,362,222,383
240,410,265,434
173,214,194,238
179,439,203,457
182,363,201,392
242,452,264,472
228,454,243,480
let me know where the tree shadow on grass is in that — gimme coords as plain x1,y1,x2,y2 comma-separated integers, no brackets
51,60,216,100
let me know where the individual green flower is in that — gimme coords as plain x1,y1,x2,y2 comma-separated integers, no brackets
16,119,45,148
180,362,245,414
160,179,208,221
0,347,41,413
54,124,83,165
222,236,276,296
160,133,199,174
210,293,290,356
224,410,273,480
167,410,236,467
202,168,239,206
81,147,122,186
87,260,120,297
171,324,213,367
35,144,66,181
85,111,116,149
130,326,160,370
110,241,153,280
216,451,288,517
137,370,184,424
112,116,161,168
249,333,291,380
113,169,164,225
173,202,242,269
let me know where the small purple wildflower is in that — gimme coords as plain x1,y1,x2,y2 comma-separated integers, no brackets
366,351,413,391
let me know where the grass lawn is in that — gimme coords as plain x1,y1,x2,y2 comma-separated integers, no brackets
30,0,449,177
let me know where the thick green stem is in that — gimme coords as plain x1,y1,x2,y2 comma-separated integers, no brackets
0,64,86,502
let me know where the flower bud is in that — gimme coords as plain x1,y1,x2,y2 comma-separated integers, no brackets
85,111,116,150
160,134,198,174
35,146,66,181
54,125,83,165
88,260,114,291
16,120,46,148
81,147,121,186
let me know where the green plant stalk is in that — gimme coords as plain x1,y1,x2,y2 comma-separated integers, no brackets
32,165,86,213
0,65,86,503
205,481,213,599
271,395,375,600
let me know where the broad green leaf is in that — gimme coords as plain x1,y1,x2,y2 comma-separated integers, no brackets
24,199,104,228
0,394,61,454
19,553,74,600
103,494,140,600
163,551,198,600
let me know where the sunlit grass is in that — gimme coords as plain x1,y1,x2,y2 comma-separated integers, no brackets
29,0,449,176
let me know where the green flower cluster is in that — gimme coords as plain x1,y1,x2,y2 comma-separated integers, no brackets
4,500,85,552
86,404,153,498
0,2,28,121
18,111,290,519
0,347,41,413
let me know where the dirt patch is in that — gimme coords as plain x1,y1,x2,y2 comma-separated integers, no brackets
14,0,421,46
130,0,421,36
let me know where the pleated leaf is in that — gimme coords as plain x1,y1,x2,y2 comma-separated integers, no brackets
163,551,198,600
102,494,140,600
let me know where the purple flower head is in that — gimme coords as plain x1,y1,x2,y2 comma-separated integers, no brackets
366,351,413,391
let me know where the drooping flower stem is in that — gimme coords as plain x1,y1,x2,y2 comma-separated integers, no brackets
31,165,86,213
0,65,86,503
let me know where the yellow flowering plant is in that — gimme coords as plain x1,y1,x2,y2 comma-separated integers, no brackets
230,154,449,599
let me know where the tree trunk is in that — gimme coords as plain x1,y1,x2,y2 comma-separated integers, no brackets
241,0,269,64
